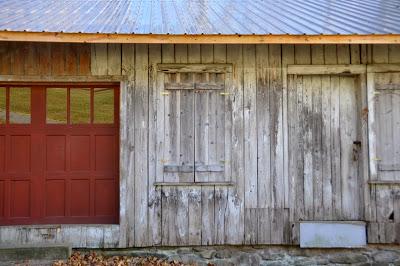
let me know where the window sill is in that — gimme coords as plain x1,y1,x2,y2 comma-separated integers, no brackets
154,181,235,187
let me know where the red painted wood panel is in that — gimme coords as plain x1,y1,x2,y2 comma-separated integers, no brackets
46,136,66,171
0,84,119,225
0,136,5,172
0,181,4,217
10,180,30,217
95,135,115,172
70,136,91,171
9,136,31,173
95,179,116,216
70,179,90,216
45,180,65,217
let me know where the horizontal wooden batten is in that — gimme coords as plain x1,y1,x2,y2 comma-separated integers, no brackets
157,64,232,73
1,31,400,44
287,64,366,75
154,181,235,187
163,164,224,173
368,180,400,185
0,75,126,83
378,163,400,171
368,64,400,73
165,82,224,90
196,83,224,90
375,84,400,90
165,82,193,90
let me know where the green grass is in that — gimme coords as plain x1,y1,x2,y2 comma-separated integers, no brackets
93,89,114,123
0,88,114,124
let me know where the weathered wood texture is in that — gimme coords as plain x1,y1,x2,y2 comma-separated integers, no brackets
0,225,120,248
366,46,400,243
0,42,92,76
0,42,400,246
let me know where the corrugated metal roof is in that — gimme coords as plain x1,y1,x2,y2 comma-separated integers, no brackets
0,0,399,35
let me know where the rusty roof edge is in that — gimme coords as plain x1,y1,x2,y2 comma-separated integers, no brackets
0,31,399,44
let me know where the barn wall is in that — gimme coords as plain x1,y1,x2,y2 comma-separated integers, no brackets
0,42,400,247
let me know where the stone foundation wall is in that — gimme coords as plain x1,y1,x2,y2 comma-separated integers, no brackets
83,245,400,266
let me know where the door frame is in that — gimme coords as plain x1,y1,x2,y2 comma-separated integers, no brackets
284,64,369,242
0,76,126,248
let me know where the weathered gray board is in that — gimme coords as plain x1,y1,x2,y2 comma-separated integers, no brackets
367,65,400,244
0,43,400,247
300,222,366,248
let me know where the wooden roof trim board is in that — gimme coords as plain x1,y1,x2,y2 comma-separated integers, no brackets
0,31,400,44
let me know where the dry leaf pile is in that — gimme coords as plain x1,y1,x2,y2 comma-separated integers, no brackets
53,252,198,266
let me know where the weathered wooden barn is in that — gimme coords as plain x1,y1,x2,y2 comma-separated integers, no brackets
0,0,400,248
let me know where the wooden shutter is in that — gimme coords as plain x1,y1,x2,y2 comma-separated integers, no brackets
156,65,231,183
367,69,400,243
369,72,400,181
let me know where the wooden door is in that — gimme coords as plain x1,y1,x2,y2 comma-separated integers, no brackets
157,71,230,183
0,84,119,225
288,74,362,221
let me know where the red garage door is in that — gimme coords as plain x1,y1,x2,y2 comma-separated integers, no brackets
0,84,119,225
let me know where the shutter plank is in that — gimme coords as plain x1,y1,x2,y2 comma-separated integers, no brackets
214,73,227,182
179,72,195,183
194,72,209,183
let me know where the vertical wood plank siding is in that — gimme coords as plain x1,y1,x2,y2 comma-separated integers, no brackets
1,42,400,247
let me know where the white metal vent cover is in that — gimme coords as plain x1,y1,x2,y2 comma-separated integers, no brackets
300,221,367,248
